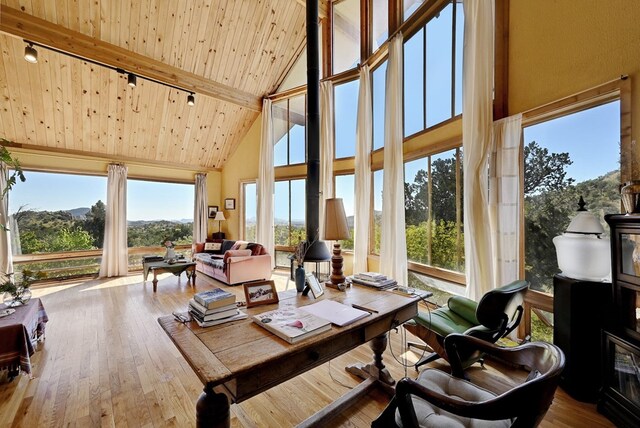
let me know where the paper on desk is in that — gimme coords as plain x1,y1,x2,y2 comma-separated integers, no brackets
300,300,369,327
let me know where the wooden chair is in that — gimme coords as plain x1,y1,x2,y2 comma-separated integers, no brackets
404,280,528,369
372,334,565,428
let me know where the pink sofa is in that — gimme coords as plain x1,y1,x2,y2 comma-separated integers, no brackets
192,240,272,285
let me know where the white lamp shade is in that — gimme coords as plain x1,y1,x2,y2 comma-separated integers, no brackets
323,198,350,240
213,211,226,221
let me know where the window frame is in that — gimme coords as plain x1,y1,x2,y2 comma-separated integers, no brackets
272,95,307,167
240,179,257,242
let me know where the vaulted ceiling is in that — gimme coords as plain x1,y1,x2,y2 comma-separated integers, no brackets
0,0,310,169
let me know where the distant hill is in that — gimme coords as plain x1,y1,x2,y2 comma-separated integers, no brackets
67,207,90,219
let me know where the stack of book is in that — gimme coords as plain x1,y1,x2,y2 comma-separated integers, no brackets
189,288,247,327
348,272,397,290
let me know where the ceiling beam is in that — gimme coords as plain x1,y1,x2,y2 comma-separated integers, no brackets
0,5,262,112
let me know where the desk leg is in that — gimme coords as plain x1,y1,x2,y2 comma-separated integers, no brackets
152,270,158,292
196,385,230,428
345,333,395,386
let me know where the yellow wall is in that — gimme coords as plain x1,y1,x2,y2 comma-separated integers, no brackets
221,115,263,239
509,0,640,145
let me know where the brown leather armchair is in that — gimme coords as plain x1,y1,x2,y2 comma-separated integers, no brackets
372,334,565,428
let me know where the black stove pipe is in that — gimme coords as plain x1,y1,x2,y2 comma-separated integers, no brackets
303,0,330,262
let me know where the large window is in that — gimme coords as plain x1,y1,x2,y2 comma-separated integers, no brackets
371,0,389,52
334,79,360,158
334,174,355,250
8,171,107,278
243,182,257,242
523,101,620,295
403,1,463,137
273,95,306,167
127,179,194,249
404,147,464,273
274,179,306,249
333,0,361,74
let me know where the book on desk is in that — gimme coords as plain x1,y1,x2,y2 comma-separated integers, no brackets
252,307,331,344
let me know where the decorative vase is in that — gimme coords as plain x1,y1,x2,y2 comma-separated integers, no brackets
3,286,32,307
295,265,306,292
165,247,176,260
621,181,640,214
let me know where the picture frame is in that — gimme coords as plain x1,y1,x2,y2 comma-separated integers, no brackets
225,198,236,210
208,206,219,218
243,280,279,308
305,272,324,298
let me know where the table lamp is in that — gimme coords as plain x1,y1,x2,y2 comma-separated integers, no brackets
214,211,226,234
323,198,350,287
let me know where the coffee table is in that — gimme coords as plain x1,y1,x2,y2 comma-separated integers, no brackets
143,260,196,292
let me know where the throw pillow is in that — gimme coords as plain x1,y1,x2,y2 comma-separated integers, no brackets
204,242,222,252
193,242,205,254
231,240,249,251
246,243,264,256
223,249,252,263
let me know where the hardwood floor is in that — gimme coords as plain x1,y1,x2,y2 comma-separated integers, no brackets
0,271,614,427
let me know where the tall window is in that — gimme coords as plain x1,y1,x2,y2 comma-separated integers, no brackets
403,1,463,137
273,95,306,166
372,169,384,254
403,0,425,21
523,101,620,295
334,78,360,158
371,0,389,52
333,0,361,74
127,179,194,249
334,174,355,250
372,60,387,150
8,171,107,278
274,179,306,249
404,147,464,273
243,182,257,242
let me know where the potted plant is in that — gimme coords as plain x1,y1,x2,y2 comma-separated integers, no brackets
0,269,44,307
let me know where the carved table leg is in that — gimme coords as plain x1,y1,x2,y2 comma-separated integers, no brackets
152,270,158,292
196,385,230,428
345,333,395,385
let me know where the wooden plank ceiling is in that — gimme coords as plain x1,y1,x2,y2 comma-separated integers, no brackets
0,0,308,169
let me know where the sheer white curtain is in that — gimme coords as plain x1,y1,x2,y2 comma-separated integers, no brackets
489,114,522,288
354,65,372,274
257,98,275,267
462,0,495,301
0,163,13,275
380,34,408,287
193,173,208,243
99,164,128,278
319,81,335,243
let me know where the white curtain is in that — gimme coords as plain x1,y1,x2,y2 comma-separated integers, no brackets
490,114,522,288
462,0,495,301
319,81,335,243
0,163,13,275
354,65,372,274
193,173,208,243
380,34,408,287
257,98,275,267
99,164,128,278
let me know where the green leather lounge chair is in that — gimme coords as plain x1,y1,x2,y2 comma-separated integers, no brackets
404,280,529,369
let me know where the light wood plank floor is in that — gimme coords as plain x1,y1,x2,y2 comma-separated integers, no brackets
0,271,614,427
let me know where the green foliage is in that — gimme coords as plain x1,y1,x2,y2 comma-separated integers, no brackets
0,143,25,231
82,200,106,247
127,220,192,248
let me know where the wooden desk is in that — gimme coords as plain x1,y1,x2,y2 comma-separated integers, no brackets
158,286,420,427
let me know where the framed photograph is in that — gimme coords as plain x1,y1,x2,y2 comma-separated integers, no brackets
225,198,236,210
208,206,219,218
305,272,324,298
243,280,279,308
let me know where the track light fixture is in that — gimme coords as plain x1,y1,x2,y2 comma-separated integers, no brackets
187,93,195,106
127,73,137,87
24,42,38,63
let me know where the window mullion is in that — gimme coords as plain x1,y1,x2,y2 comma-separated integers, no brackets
422,27,427,130
450,0,457,119
427,156,432,266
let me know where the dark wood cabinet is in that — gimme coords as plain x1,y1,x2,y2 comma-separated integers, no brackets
553,274,611,402
601,215,640,427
